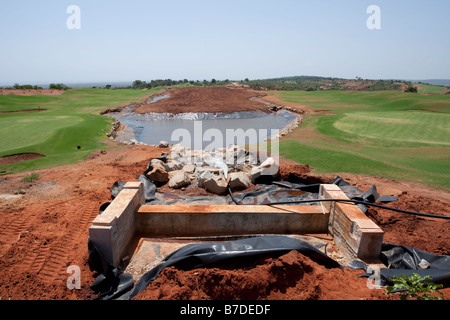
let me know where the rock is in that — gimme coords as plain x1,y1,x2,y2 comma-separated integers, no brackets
250,159,280,184
250,166,263,184
146,167,169,183
150,159,169,171
165,160,183,172
228,172,251,190
159,140,169,148
182,163,196,174
197,170,214,188
202,175,228,195
195,166,220,175
168,171,191,189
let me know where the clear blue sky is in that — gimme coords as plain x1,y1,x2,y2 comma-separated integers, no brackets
0,0,449,85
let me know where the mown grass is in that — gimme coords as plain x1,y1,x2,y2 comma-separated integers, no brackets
275,90,450,190
0,88,162,174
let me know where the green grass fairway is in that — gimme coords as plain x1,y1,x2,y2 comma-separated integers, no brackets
275,90,450,190
0,88,161,174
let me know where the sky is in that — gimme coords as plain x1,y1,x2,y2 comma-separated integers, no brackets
0,0,449,85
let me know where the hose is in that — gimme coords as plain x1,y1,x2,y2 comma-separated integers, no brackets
226,185,450,220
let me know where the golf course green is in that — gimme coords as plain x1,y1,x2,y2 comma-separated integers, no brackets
0,88,160,174
276,90,450,190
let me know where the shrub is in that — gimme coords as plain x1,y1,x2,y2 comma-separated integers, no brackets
22,172,40,182
385,273,444,300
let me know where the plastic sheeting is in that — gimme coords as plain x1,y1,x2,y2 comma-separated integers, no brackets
351,243,450,287
106,173,392,207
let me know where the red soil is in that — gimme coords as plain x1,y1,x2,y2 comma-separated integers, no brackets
134,250,393,300
0,153,45,166
0,145,448,300
0,89,64,96
134,86,270,114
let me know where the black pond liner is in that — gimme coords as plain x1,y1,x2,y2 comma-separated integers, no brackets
88,162,450,300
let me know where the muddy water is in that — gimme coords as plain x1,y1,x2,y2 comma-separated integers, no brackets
110,107,299,149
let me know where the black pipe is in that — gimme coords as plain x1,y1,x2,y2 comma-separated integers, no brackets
227,186,450,220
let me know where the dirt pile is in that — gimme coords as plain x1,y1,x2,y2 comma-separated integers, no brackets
134,86,270,114
134,250,392,300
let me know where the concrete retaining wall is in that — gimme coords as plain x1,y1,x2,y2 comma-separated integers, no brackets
88,182,384,267
89,181,144,267
136,204,329,237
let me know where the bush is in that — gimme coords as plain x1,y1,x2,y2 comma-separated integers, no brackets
22,172,40,182
404,85,418,93
385,273,444,300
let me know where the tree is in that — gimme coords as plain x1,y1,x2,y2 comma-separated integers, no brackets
404,85,418,93
105,84,112,90
49,83,70,90
211,79,216,84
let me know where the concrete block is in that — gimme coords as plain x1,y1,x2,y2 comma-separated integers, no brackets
89,182,144,267
320,184,384,260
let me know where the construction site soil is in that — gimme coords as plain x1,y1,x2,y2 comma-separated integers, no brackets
134,86,270,114
0,87,449,300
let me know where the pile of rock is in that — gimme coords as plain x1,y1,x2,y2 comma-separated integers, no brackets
145,144,280,195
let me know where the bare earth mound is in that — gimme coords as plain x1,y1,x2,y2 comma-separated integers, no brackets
0,153,45,166
134,250,392,300
0,89,64,96
134,86,269,114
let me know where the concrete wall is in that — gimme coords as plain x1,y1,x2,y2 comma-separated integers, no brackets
88,182,384,268
136,204,329,237
89,182,144,267
320,184,384,261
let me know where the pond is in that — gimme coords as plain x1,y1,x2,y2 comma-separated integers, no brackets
108,100,300,149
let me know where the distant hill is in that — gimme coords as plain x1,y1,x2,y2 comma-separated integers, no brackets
409,79,450,87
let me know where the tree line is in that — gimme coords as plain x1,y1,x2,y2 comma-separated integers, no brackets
129,78,233,90
0,83,71,90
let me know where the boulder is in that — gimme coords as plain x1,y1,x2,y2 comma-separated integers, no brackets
150,159,169,171
250,157,280,184
228,172,251,190
202,175,228,195
165,160,183,172
197,170,214,188
182,163,196,174
168,171,191,189
159,140,169,148
146,167,169,183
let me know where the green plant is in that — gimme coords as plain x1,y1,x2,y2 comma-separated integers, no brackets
22,172,40,182
385,273,444,300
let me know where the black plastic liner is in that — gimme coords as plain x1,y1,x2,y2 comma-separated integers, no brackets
352,243,450,287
